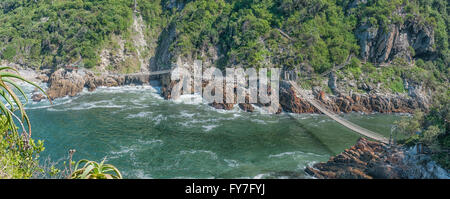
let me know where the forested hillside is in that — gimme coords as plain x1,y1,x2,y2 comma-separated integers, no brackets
0,0,448,76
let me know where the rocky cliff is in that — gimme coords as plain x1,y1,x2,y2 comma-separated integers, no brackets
356,7,436,64
279,81,427,114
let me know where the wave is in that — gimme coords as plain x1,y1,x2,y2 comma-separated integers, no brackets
126,111,153,119
268,151,324,158
224,159,240,168
202,124,219,132
25,85,163,111
171,94,205,105
179,150,218,160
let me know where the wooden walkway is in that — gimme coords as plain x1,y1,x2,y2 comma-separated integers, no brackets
289,81,389,144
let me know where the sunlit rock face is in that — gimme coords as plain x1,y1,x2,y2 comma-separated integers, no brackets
356,13,435,64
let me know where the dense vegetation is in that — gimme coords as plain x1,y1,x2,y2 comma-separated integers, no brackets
1,0,447,74
0,0,448,177
396,98,449,170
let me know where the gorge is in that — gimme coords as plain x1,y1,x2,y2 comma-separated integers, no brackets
0,0,448,179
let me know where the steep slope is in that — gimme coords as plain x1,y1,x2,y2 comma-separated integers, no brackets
0,0,448,107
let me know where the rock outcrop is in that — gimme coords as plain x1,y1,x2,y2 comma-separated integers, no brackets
31,93,46,102
46,69,86,100
279,81,426,114
43,68,151,101
356,12,436,64
305,137,450,179
305,138,407,179
161,75,279,113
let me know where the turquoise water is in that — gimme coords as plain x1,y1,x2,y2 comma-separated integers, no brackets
22,85,402,178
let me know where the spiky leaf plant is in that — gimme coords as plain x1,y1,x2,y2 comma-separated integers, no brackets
0,66,50,138
70,158,122,179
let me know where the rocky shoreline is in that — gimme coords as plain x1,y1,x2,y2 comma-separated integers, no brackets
305,138,449,179
22,68,153,102
17,67,447,179
19,66,430,115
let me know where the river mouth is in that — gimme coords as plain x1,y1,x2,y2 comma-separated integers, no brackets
23,85,402,179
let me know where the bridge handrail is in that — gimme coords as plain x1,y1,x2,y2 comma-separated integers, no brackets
289,81,389,144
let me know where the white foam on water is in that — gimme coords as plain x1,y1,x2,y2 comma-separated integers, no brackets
179,150,218,160
152,114,167,125
126,111,153,119
133,169,153,179
109,139,163,160
224,159,240,168
25,84,162,111
232,113,241,118
172,94,205,105
253,173,271,179
49,101,125,111
138,139,163,145
250,118,267,124
108,146,136,159
202,124,219,132
251,104,271,114
179,110,196,118
268,151,323,159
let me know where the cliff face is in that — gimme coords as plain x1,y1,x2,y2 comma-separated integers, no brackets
97,13,153,74
279,81,428,114
356,9,436,64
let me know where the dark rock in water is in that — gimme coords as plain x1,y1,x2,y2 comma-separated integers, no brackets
238,95,254,112
124,74,150,85
210,102,234,110
305,137,409,179
31,93,46,102
239,103,254,112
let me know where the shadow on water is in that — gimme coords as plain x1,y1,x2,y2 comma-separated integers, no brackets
287,114,334,155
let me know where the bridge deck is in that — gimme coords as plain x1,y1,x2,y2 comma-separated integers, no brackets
289,81,389,144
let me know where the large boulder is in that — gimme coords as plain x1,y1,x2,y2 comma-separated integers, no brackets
46,69,85,100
